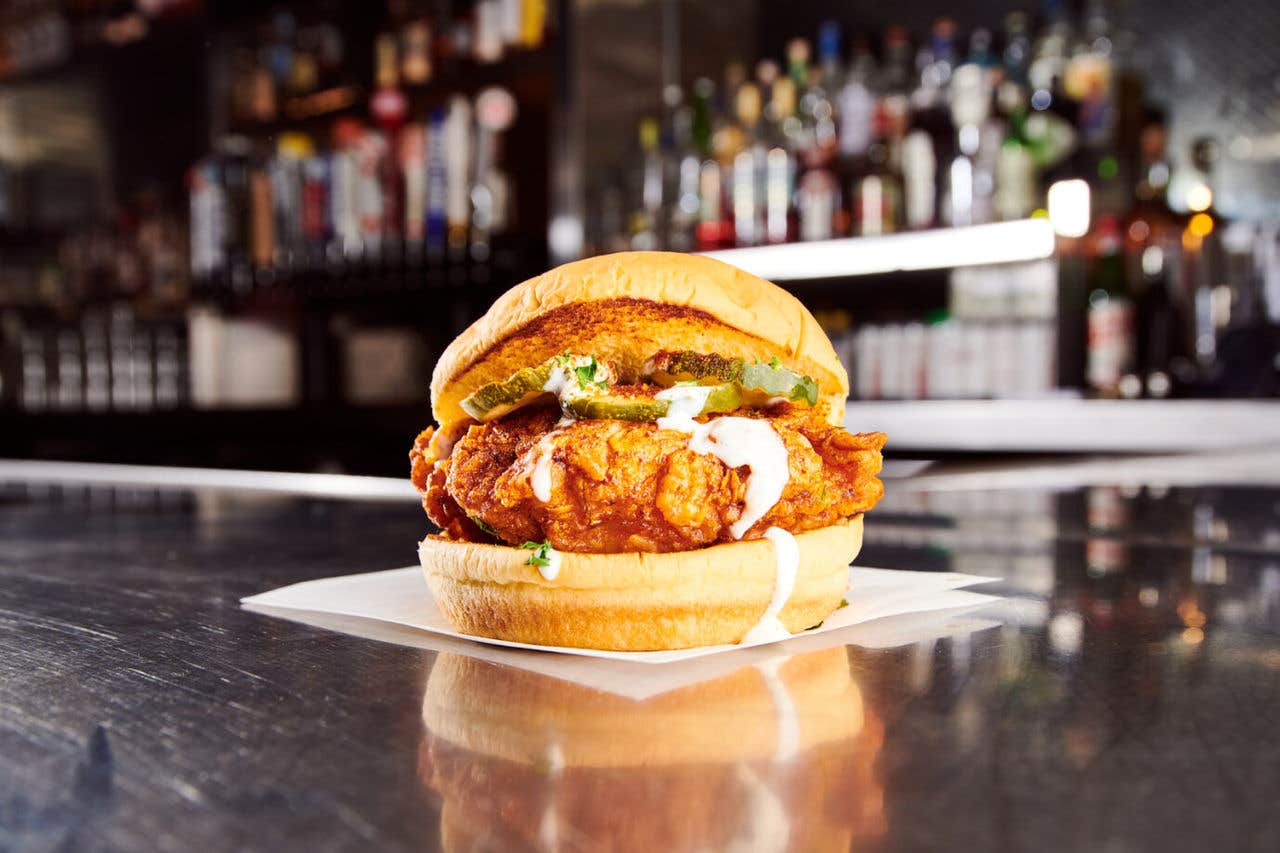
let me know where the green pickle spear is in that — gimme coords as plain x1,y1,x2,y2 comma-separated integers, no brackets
460,352,615,422
645,351,820,407
459,362,556,421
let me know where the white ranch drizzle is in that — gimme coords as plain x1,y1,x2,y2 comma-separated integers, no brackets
654,384,713,430
528,432,559,502
741,527,799,644
653,386,790,538
653,385,797,645
542,355,616,406
754,655,800,761
726,765,791,853
537,742,564,850
537,546,563,581
542,364,579,400
523,360,600,506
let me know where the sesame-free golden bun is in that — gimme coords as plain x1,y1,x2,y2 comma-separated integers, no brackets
418,516,862,651
429,251,850,428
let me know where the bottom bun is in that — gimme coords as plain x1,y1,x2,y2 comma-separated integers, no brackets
418,516,862,651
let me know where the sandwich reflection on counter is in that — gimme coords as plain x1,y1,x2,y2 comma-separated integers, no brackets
417,648,886,852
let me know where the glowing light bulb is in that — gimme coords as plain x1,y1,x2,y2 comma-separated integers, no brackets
1188,213,1214,238
1047,180,1090,238
1185,182,1213,213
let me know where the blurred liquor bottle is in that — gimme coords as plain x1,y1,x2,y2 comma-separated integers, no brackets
443,95,473,260
399,12,433,85
912,17,960,177
400,122,427,258
1121,113,1188,397
1085,214,1135,397
854,97,903,237
944,55,992,227
1130,244,1179,398
1177,137,1227,374
730,83,766,247
993,85,1038,222
425,106,449,258
219,136,255,292
371,32,408,261
691,78,730,250
470,86,518,261
629,118,663,250
834,33,877,194
271,132,313,271
853,25,910,237
793,32,840,243
665,86,700,253
760,62,798,244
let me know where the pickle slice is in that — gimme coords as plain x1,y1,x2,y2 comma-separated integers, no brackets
645,351,820,407
646,351,741,385
562,383,743,421
460,352,617,422
460,363,554,421
739,361,820,405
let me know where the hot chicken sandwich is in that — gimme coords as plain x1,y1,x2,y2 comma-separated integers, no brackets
411,251,886,650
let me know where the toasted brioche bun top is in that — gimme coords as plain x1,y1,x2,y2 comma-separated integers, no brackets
430,251,849,427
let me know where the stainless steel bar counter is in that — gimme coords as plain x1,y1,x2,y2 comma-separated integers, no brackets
3,454,1280,852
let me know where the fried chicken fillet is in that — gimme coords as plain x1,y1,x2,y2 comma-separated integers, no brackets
411,402,886,554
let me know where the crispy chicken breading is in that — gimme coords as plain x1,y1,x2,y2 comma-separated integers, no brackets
410,404,886,554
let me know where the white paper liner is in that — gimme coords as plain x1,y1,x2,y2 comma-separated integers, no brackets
243,566,1000,693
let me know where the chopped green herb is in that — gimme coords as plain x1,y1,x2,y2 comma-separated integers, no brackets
807,620,824,630
788,374,820,406
818,483,829,505
572,356,608,391
839,598,849,609
519,540,555,568
768,355,782,369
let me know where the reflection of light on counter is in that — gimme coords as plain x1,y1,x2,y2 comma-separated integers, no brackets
909,640,935,694
729,765,791,853
1181,627,1205,645
1049,611,1084,656
998,625,1027,682
754,657,800,762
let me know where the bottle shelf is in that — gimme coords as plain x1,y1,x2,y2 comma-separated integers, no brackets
222,49,555,140
845,398,1280,454
700,219,1057,281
